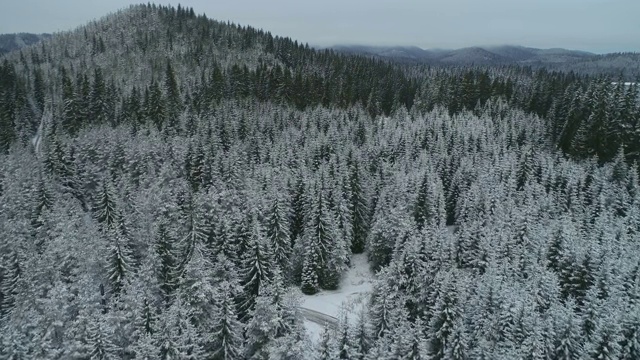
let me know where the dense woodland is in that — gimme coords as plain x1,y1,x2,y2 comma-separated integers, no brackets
1,4,640,360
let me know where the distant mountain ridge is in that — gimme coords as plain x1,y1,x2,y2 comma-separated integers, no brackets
332,44,595,64
332,44,640,78
0,33,51,56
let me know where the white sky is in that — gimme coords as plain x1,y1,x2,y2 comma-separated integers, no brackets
1,0,639,53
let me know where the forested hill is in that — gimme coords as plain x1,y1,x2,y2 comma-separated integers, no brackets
0,3,418,137
1,4,640,359
0,33,51,56
334,45,640,80
1,4,639,163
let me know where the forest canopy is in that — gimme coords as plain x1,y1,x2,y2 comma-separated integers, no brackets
0,4,640,359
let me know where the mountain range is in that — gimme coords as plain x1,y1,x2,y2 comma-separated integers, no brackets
332,44,640,78
331,44,593,64
1,30,638,78
0,33,51,55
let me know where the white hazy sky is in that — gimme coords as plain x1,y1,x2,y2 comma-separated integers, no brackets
1,0,639,53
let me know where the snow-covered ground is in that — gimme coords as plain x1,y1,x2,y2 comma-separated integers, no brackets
301,253,374,342
304,320,325,344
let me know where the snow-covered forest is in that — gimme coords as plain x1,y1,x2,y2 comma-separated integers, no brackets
1,4,640,360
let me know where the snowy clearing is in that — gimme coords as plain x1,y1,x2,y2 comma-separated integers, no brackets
301,253,374,342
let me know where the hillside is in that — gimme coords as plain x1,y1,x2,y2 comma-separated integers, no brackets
334,44,640,78
0,4,640,360
0,33,51,55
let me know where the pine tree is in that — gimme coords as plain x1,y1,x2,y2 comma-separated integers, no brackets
175,204,209,281
155,299,206,360
89,67,108,125
588,318,621,360
289,174,307,247
317,326,339,360
86,317,118,360
266,196,292,278
30,176,54,242
303,178,345,290
428,275,460,360
0,250,20,319
301,247,320,295
349,163,369,253
552,303,584,360
177,245,217,331
448,320,469,360
106,230,134,296
367,191,411,272
164,60,182,130
239,215,273,319
368,276,398,339
244,290,278,359
210,281,244,360
95,179,119,231
414,171,435,230
155,222,178,304
351,307,372,359
146,80,166,131
620,308,640,360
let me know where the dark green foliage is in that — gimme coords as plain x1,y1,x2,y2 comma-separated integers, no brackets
266,196,292,277
0,61,17,152
155,222,177,303
289,174,306,247
0,251,20,318
349,163,369,253
429,277,460,360
106,231,134,296
239,218,273,319
211,281,243,360
95,179,119,230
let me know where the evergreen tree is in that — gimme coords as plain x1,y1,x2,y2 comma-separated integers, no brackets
155,299,206,360
95,179,119,231
155,222,178,304
428,275,460,360
86,317,118,360
620,308,640,360
106,230,134,296
239,215,273,319
0,250,20,319
210,281,244,360
348,163,369,253
266,196,292,278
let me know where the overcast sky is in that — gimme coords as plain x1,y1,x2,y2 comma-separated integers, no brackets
1,0,639,53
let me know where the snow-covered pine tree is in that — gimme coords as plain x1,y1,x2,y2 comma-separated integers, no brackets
210,281,244,360
265,195,292,279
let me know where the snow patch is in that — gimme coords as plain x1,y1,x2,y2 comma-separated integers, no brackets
301,253,374,343
304,320,324,344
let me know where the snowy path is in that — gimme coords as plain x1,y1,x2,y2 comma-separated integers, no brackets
300,307,339,329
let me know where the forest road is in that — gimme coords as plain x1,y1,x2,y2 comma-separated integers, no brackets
300,307,339,330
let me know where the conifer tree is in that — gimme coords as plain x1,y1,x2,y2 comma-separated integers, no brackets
289,174,307,247
106,230,134,296
155,222,178,304
349,163,369,253
210,281,244,360
266,195,292,277
239,215,273,319
155,299,206,360
95,179,119,231
428,275,460,360
0,250,20,319
620,308,640,360
86,317,118,360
